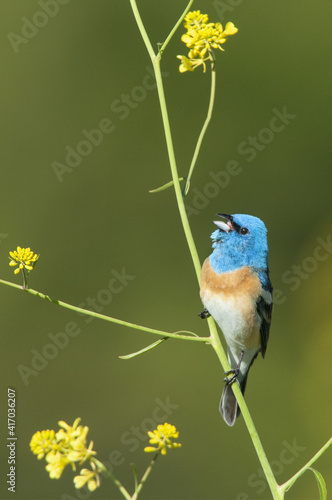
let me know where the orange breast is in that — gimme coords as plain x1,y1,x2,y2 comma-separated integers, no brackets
200,259,262,299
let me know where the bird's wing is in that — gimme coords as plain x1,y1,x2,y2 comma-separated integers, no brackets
257,269,273,357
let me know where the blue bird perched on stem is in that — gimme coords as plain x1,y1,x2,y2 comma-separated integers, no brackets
200,214,273,426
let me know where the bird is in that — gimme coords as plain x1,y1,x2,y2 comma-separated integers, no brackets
199,213,273,426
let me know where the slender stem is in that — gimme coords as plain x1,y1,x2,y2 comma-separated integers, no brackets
129,0,156,61
129,0,202,284
92,458,132,500
159,0,194,55
208,317,281,499
22,268,28,289
0,279,209,343
183,55,216,196
279,437,332,495
132,453,159,500
153,63,202,283
129,3,281,499
149,178,185,193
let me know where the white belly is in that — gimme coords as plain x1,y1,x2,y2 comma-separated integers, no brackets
202,290,261,352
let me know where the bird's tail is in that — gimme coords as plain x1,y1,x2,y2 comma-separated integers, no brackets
219,373,249,427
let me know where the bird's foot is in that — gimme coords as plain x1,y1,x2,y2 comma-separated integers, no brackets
223,351,244,385
198,308,210,319
223,368,239,386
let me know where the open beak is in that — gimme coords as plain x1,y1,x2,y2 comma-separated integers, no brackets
213,213,234,233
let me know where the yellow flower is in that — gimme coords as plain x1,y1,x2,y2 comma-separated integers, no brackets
177,54,208,73
9,246,39,275
57,418,96,464
45,451,70,479
177,10,238,73
74,463,100,492
30,418,97,482
177,55,194,73
144,423,181,455
30,429,57,460
183,10,209,30
221,21,238,36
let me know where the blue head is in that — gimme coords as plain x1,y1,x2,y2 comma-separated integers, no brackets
209,213,269,274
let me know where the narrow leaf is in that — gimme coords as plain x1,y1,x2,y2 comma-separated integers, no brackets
119,337,169,359
308,468,327,500
131,463,138,493
149,178,185,193
182,178,191,196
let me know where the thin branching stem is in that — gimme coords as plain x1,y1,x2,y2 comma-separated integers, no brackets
158,0,194,55
183,55,216,196
92,458,132,500
279,437,332,496
0,279,209,343
132,453,159,500
128,2,282,499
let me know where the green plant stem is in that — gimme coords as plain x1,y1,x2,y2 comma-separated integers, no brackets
129,0,155,61
149,178,185,193
153,63,202,282
129,3,282,499
159,0,194,55
92,458,132,500
156,49,281,495
279,437,332,496
208,316,281,499
132,453,159,500
0,278,209,343
183,56,216,196
130,0,201,284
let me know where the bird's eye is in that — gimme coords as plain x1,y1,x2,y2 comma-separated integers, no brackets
240,227,249,235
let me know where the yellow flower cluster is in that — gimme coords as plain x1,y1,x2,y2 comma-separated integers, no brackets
177,10,238,72
9,246,39,275
30,418,100,491
144,423,181,455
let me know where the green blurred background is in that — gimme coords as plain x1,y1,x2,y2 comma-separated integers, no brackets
1,1,331,499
